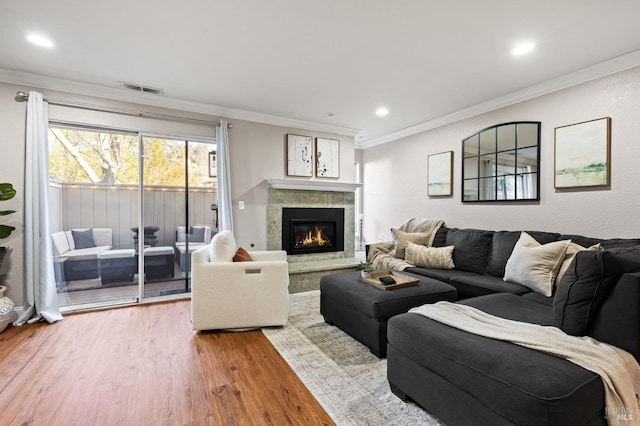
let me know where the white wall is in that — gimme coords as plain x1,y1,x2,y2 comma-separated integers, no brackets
0,81,354,305
362,66,640,243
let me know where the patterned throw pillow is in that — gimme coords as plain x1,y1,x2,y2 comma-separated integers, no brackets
405,242,455,269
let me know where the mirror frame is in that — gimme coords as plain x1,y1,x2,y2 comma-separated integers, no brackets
462,121,541,202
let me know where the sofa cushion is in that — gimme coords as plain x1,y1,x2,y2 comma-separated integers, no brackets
72,228,96,249
602,238,640,249
404,242,454,269
554,249,640,335
556,242,603,283
387,308,603,426
503,232,570,297
210,230,237,262
391,228,431,259
431,226,449,248
444,229,494,274
558,234,604,249
405,266,478,283
485,230,561,277
449,274,531,299
588,272,640,361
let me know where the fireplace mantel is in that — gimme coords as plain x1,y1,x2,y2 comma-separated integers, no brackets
266,178,361,192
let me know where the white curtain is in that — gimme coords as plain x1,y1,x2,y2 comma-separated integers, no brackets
14,91,63,325
216,119,233,232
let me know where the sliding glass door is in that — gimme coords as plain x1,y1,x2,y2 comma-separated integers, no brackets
49,125,216,310
140,136,217,298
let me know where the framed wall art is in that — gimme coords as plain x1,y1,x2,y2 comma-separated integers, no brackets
287,134,313,177
316,137,340,178
554,117,611,189
428,150,453,196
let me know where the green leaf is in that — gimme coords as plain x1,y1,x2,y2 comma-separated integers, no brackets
0,210,16,216
0,183,16,201
0,225,16,239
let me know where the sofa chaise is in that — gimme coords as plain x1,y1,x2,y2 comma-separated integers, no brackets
367,219,640,425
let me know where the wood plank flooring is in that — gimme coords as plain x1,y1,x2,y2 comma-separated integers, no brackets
0,301,334,426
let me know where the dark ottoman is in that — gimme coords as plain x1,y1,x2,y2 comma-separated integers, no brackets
320,271,457,357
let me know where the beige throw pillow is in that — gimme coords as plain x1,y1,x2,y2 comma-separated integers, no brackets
405,242,455,269
503,232,571,297
556,242,603,283
391,228,432,259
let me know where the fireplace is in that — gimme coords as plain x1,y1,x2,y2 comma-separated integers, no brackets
282,207,344,255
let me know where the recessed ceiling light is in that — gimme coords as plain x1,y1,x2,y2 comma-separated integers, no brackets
26,33,55,48
375,107,389,117
511,42,535,56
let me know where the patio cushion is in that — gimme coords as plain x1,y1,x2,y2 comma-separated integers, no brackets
51,232,71,255
144,246,173,256
99,249,135,259
72,229,96,249
189,226,207,242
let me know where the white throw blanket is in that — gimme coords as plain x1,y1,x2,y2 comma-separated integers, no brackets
409,302,640,426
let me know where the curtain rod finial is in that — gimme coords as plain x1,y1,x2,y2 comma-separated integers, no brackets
15,91,28,102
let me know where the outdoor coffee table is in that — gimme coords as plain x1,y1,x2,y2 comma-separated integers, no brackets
320,270,457,358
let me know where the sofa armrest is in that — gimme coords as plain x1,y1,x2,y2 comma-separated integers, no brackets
588,272,640,361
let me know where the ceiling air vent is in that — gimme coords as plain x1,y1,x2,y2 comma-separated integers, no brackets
119,81,164,95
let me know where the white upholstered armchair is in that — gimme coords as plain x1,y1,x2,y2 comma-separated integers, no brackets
191,230,290,330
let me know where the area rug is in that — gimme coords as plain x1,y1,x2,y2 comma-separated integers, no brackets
262,290,442,426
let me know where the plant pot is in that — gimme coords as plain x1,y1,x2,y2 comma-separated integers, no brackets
361,271,372,279
0,285,15,333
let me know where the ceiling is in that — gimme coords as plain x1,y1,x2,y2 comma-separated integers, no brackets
1,0,640,148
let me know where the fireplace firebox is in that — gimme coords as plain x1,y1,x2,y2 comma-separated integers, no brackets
282,207,344,255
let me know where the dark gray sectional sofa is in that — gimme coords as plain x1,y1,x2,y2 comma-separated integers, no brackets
386,226,640,425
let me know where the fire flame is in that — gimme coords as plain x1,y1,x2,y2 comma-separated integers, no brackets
299,226,330,246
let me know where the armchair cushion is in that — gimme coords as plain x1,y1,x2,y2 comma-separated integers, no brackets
210,230,237,262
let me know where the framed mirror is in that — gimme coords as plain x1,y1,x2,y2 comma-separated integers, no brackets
462,122,540,202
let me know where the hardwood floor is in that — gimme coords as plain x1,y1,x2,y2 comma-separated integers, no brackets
0,301,334,425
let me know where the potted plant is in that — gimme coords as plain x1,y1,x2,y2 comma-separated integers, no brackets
0,182,16,257
0,182,16,333
359,257,375,279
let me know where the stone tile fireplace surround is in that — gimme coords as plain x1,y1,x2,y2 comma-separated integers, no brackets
266,180,362,292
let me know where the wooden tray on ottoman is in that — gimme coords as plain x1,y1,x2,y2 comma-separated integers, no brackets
359,271,420,291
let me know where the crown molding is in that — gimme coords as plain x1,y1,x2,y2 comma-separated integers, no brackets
356,49,640,149
0,68,360,137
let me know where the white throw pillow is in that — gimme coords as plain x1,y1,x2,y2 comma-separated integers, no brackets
503,232,570,297
405,242,455,269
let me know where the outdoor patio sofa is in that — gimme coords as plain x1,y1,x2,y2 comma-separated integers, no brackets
51,228,112,281
174,225,213,272
368,219,640,425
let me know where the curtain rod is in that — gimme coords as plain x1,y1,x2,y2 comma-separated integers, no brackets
14,91,228,127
